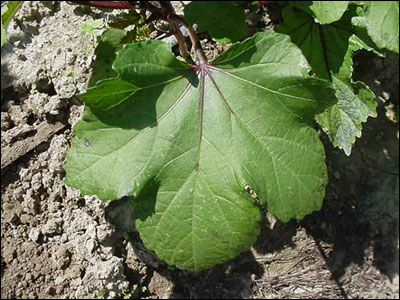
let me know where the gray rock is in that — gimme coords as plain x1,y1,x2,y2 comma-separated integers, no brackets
3,248,16,264
28,228,42,243
1,112,12,131
31,173,43,191
75,257,129,299
42,218,63,236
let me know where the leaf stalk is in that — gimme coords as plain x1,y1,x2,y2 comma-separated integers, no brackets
69,1,208,65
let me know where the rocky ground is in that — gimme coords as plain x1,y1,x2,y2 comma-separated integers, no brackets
1,2,399,299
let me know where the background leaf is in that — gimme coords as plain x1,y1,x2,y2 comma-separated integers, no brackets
88,28,127,87
294,1,350,24
316,78,377,155
108,11,141,29
66,32,336,270
356,1,399,53
184,1,248,43
276,5,378,155
310,1,349,24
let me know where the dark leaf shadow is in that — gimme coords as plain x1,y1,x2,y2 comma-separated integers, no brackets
164,250,264,299
302,105,399,288
252,217,297,255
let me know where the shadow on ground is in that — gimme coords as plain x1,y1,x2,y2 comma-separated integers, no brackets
302,105,399,283
300,51,399,298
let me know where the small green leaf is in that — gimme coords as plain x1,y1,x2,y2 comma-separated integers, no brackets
66,31,336,270
1,1,22,28
316,78,377,155
184,1,248,43
81,19,104,35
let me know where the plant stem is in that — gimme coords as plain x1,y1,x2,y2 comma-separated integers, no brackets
164,14,207,65
179,20,208,65
170,22,195,65
157,2,194,65
70,1,137,9
140,2,208,65
70,1,208,64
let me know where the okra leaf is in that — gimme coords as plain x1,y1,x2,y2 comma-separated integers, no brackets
66,31,336,270
1,23,6,47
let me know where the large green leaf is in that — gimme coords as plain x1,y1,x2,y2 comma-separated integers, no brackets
277,5,377,155
66,31,336,270
356,1,399,53
184,1,248,44
1,1,23,47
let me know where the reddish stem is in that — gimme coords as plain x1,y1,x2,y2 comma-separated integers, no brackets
136,2,208,64
70,1,138,9
257,1,274,6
